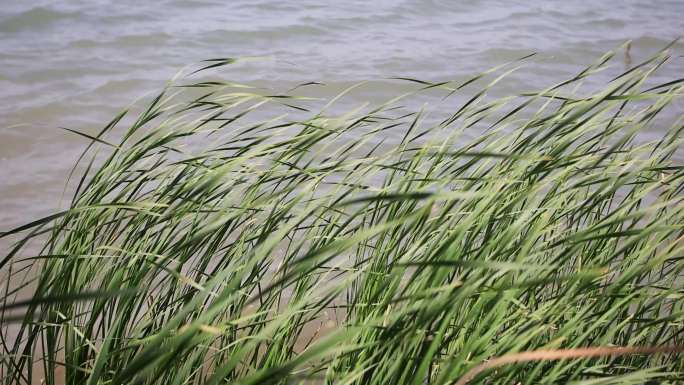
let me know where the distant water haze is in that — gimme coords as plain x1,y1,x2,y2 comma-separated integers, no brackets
1,0,683,231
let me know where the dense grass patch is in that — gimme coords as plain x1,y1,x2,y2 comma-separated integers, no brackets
2,45,683,384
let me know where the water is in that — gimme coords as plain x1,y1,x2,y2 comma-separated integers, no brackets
1,0,683,232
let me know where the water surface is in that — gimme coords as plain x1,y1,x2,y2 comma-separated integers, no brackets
1,0,683,232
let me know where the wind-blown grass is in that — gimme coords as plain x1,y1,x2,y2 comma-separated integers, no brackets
1,44,683,384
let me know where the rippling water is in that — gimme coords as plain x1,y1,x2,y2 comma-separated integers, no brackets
1,0,683,231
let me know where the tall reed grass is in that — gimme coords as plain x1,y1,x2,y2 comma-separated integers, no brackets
2,44,683,384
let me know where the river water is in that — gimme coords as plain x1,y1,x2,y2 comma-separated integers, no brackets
1,0,683,232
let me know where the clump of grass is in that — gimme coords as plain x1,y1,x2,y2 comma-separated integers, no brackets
1,44,683,385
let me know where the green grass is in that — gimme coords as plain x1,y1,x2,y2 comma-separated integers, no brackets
1,44,683,384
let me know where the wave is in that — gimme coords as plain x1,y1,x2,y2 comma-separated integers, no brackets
0,6,77,33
